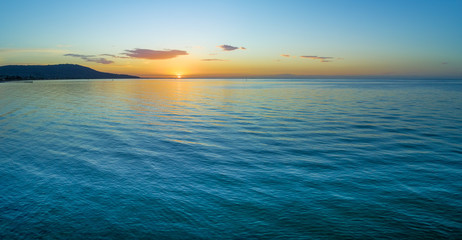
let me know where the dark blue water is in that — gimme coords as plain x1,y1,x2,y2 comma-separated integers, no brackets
1,79,461,239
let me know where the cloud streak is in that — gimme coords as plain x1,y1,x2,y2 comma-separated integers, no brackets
218,45,246,51
64,54,114,64
122,48,188,60
300,55,334,62
280,54,341,62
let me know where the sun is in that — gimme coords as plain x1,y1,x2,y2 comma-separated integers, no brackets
176,74,182,79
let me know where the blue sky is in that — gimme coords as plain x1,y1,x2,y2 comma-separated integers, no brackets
1,0,461,78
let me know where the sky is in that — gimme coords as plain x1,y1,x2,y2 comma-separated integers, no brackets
1,0,461,78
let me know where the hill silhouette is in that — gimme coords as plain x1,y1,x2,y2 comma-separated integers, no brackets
0,64,139,80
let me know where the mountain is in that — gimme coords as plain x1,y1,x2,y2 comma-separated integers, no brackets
0,64,139,80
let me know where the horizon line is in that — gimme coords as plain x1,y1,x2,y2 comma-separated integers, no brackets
1,64,461,80
141,75,462,80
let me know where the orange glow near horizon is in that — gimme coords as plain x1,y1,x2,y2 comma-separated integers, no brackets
2,47,460,79
85,53,460,79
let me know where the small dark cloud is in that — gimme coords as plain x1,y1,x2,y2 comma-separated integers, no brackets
281,54,291,58
218,45,246,51
442,62,448,65
201,59,228,61
64,54,114,64
122,48,188,60
301,55,334,63
218,45,238,51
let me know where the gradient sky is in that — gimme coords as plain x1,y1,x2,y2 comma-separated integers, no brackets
1,0,461,78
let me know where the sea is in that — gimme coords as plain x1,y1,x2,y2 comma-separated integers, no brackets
1,79,461,239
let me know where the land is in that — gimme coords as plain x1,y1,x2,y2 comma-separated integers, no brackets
0,64,139,81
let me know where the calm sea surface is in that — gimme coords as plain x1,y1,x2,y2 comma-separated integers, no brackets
1,79,461,239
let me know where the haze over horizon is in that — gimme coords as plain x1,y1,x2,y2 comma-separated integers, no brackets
1,0,461,79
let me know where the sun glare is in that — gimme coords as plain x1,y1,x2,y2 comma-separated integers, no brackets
177,74,182,79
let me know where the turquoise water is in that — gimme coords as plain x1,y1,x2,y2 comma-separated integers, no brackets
1,79,461,239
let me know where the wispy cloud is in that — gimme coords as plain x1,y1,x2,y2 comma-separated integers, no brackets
99,54,129,59
301,55,334,62
64,54,114,64
100,54,117,58
300,56,333,60
122,48,188,60
218,45,246,51
201,59,228,61
281,54,291,58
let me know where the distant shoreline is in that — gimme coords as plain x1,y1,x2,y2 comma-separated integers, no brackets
0,64,139,80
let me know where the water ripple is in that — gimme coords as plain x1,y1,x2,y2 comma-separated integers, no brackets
1,79,462,238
